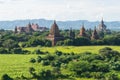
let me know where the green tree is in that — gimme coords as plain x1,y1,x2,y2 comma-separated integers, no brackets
2,39,19,52
74,37,91,46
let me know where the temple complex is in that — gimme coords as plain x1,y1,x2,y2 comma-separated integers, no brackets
15,23,48,33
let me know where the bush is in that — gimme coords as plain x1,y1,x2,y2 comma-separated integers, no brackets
104,72,119,80
30,58,36,63
11,48,23,54
21,43,26,47
36,56,42,63
29,67,38,78
55,50,62,56
99,47,120,60
42,60,50,66
32,49,44,54
0,48,8,54
43,54,55,61
1,74,13,80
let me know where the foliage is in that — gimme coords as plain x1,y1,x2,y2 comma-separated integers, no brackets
30,58,36,63
0,48,8,54
73,37,91,46
1,74,13,80
2,39,19,51
0,46,120,80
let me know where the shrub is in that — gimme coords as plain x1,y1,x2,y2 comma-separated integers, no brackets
30,58,36,63
99,47,120,60
11,48,23,54
32,49,44,54
43,54,55,61
1,74,13,80
42,60,50,66
55,50,62,56
36,56,42,63
0,48,8,54
104,72,119,80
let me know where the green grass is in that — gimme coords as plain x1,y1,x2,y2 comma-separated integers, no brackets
0,46,120,79
0,54,52,78
24,46,120,54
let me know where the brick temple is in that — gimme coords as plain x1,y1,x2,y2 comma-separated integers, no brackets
46,21,64,46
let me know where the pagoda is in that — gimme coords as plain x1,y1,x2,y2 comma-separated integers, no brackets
46,20,64,46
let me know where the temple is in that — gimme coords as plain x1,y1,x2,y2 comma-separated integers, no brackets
97,18,107,32
15,23,48,33
91,27,99,40
46,21,64,46
79,23,87,37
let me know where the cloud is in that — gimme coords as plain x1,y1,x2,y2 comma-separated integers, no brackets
0,0,5,4
0,0,120,21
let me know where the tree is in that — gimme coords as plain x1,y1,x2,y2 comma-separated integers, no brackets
99,47,120,60
64,39,73,46
2,39,19,51
0,48,8,54
44,39,52,47
11,48,23,54
74,37,91,46
68,61,92,75
103,35,120,45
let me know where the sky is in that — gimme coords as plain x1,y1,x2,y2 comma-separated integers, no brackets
0,0,120,21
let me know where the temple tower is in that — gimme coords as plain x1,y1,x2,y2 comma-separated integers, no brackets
26,22,34,32
79,23,87,37
46,20,64,46
97,18,107,32
91,27,99,40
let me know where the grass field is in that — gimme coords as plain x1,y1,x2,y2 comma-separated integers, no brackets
0,46,120,79
24,46,120,54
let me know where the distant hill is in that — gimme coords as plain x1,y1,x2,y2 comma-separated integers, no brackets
0,19,120,30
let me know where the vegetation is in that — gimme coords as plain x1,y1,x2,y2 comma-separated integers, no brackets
0,47,120,80
0,30,120,80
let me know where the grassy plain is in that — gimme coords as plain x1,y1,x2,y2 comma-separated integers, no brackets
0,46,120,79
24,46,120,54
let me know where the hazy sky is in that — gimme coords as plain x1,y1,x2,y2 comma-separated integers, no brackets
0,0,120,21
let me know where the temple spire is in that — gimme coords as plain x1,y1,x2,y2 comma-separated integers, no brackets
91,27,99,40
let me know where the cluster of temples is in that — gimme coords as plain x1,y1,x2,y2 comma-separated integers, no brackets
46,19,110,46
15,23,48,33
14,19,110,46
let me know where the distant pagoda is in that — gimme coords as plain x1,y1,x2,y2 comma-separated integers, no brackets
46,20,64,46
91,27,99,40
97,18,107,32
79,23,87,37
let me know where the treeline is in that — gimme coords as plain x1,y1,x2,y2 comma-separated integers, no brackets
57,34,120,46
0,30,120,52
2,47,120,80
